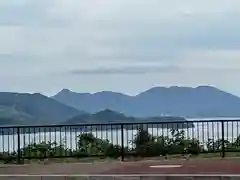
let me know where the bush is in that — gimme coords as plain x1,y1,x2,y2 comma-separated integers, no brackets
132,128,202,157
3,127,240,163
21,141,70,158
77,133,122,158
187,139,202,154
1,152,17,164
104,144,122,158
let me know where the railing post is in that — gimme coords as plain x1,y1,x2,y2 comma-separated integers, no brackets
221,120,225,158
17,127,21,164
121,124,124,162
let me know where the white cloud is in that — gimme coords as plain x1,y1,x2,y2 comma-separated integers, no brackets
178,50,240,68
0,0,240,95
0,27,24,54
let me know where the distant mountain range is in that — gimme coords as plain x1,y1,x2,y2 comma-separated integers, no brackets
0,91,189,126
0,85,240,126
52,86,240,118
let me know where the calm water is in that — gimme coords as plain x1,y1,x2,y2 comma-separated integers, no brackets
1,118,240,152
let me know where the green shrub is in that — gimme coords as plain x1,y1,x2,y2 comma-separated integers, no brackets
132,128,202,156
2,128,240,163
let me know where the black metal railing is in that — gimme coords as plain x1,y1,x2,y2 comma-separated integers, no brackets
0,119,240,164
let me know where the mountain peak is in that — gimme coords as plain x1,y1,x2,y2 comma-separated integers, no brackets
94,109,123,116
32,93,45,96
59,89,72,94
93,109,126,119
196,85,217,90
141,86,218,94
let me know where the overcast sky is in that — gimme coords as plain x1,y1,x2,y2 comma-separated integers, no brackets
1,0,240,96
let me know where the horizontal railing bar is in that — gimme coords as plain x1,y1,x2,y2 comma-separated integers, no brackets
0,119,239,129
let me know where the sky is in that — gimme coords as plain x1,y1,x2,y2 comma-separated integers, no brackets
1,0,240,96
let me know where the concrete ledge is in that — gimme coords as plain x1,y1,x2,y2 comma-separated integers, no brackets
41,176,240,180
88,176,240,180
0,176,239,180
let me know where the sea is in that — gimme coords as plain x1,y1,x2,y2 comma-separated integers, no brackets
1,117,240,152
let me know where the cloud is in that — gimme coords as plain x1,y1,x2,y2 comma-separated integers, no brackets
1,0,239,60
1,0,240,95
69,65,181,75
68,61,240,76
178,49,240,69
0,0,67,27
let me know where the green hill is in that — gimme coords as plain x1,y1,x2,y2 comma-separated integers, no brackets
0,105,34,125
0,92,82,125
64,109,194,130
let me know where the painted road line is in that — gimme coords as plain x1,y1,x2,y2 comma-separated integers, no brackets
149,165,182,168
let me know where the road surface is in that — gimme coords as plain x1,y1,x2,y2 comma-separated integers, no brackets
0,158,239,179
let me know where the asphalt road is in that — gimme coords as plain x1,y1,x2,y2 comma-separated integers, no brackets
0,158,239,179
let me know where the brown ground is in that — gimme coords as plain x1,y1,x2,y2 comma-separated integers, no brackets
0,158,239,175
101,158,240,175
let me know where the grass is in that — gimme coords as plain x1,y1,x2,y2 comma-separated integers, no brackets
182,152,240,159
1,152,240,165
